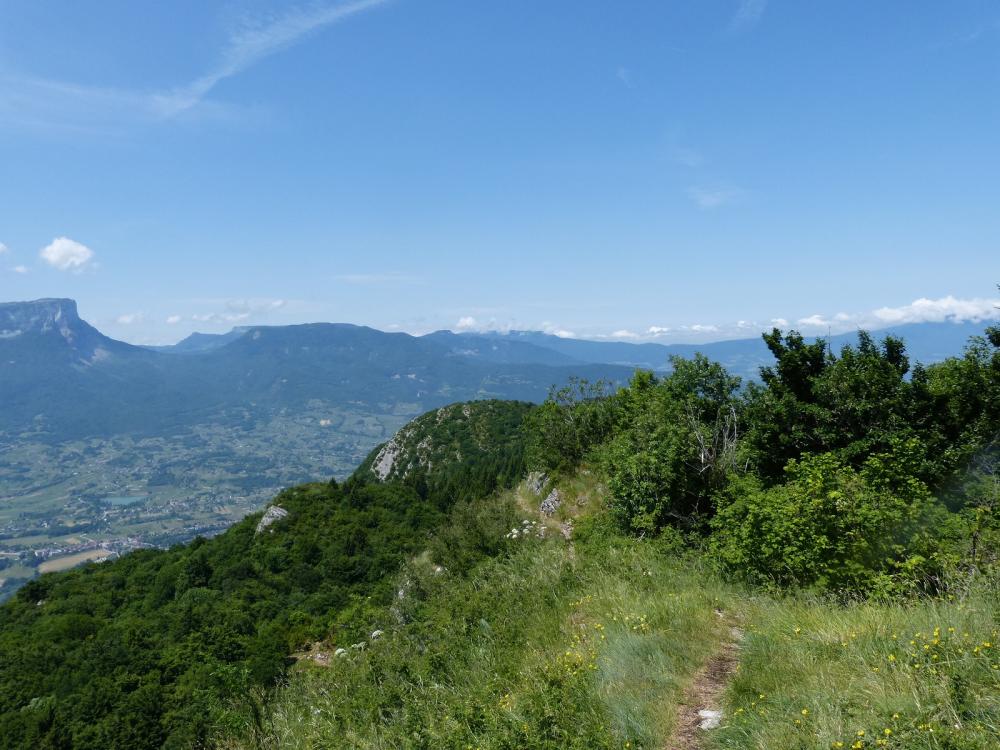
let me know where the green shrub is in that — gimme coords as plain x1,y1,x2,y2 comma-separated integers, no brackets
710,444,953,593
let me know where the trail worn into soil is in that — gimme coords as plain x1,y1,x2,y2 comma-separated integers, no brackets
664,614,743,750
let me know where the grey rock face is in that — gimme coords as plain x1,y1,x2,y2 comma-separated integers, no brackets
255,505,289,534
540,488,561,516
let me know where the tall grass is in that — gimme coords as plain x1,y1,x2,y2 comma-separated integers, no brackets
221,471,999,750
231,525,734,749
714,573,1000,749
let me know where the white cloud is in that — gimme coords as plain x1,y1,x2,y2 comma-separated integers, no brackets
728,0,767,34
616,66,635,89
0,242,8,255
116,312,144,325
787,296,1000,334
542,322,576,339
39,237,94,272
166,315,182,324
225,298,286,314
797,314,829,328
12,265,29,274
687,185,743,209
589,295,1000,344
192,311,251,324
456,316,478,331
870,295,1000,325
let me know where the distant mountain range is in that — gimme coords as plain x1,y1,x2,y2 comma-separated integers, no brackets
0,299,633,442
423,323,993,377
1,298,992,443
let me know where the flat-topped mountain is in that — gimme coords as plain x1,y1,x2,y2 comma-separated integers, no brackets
0,298,140,364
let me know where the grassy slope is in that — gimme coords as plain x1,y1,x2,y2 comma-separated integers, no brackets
236,471,1000,750
233,474,735,750
719,580,1000,749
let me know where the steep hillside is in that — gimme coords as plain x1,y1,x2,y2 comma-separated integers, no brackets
354,399,534,484
0,398,529,749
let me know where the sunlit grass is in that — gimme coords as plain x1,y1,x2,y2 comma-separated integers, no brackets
222,473,1000,750
714,575,1000,749
232,508,734,749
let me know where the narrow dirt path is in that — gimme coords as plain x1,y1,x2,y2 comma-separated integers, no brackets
664,612,743,750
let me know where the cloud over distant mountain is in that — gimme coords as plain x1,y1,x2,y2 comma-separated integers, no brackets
40,237,94,272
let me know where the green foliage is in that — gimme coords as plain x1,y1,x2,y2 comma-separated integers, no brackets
0,480,453,748
603,357,742,533
356,399,534,505
3,317,1000,748
525,378,620,473
533,324,1000,593
710,445,953,592
745,328,1000,489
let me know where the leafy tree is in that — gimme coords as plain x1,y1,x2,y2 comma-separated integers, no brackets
526,378,619,473
604,357,741,533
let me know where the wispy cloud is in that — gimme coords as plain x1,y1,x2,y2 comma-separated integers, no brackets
727,0,768,34
541,322,576,339
687,185,743,209
608,295,1000,344
12,265,29,274
669,146,704,168
1,0,391,131
0,242,8,255
189,298,287,325
616,66,635,89
152,0,392,117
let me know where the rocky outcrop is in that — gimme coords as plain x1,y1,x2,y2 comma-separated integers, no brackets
540,489,561,516
255,505,289,534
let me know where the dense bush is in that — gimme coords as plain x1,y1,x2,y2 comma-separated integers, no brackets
526,378,620,473
709,443,956,592
603,357,741,533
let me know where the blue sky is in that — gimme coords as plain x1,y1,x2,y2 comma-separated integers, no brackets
1,0,998,344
